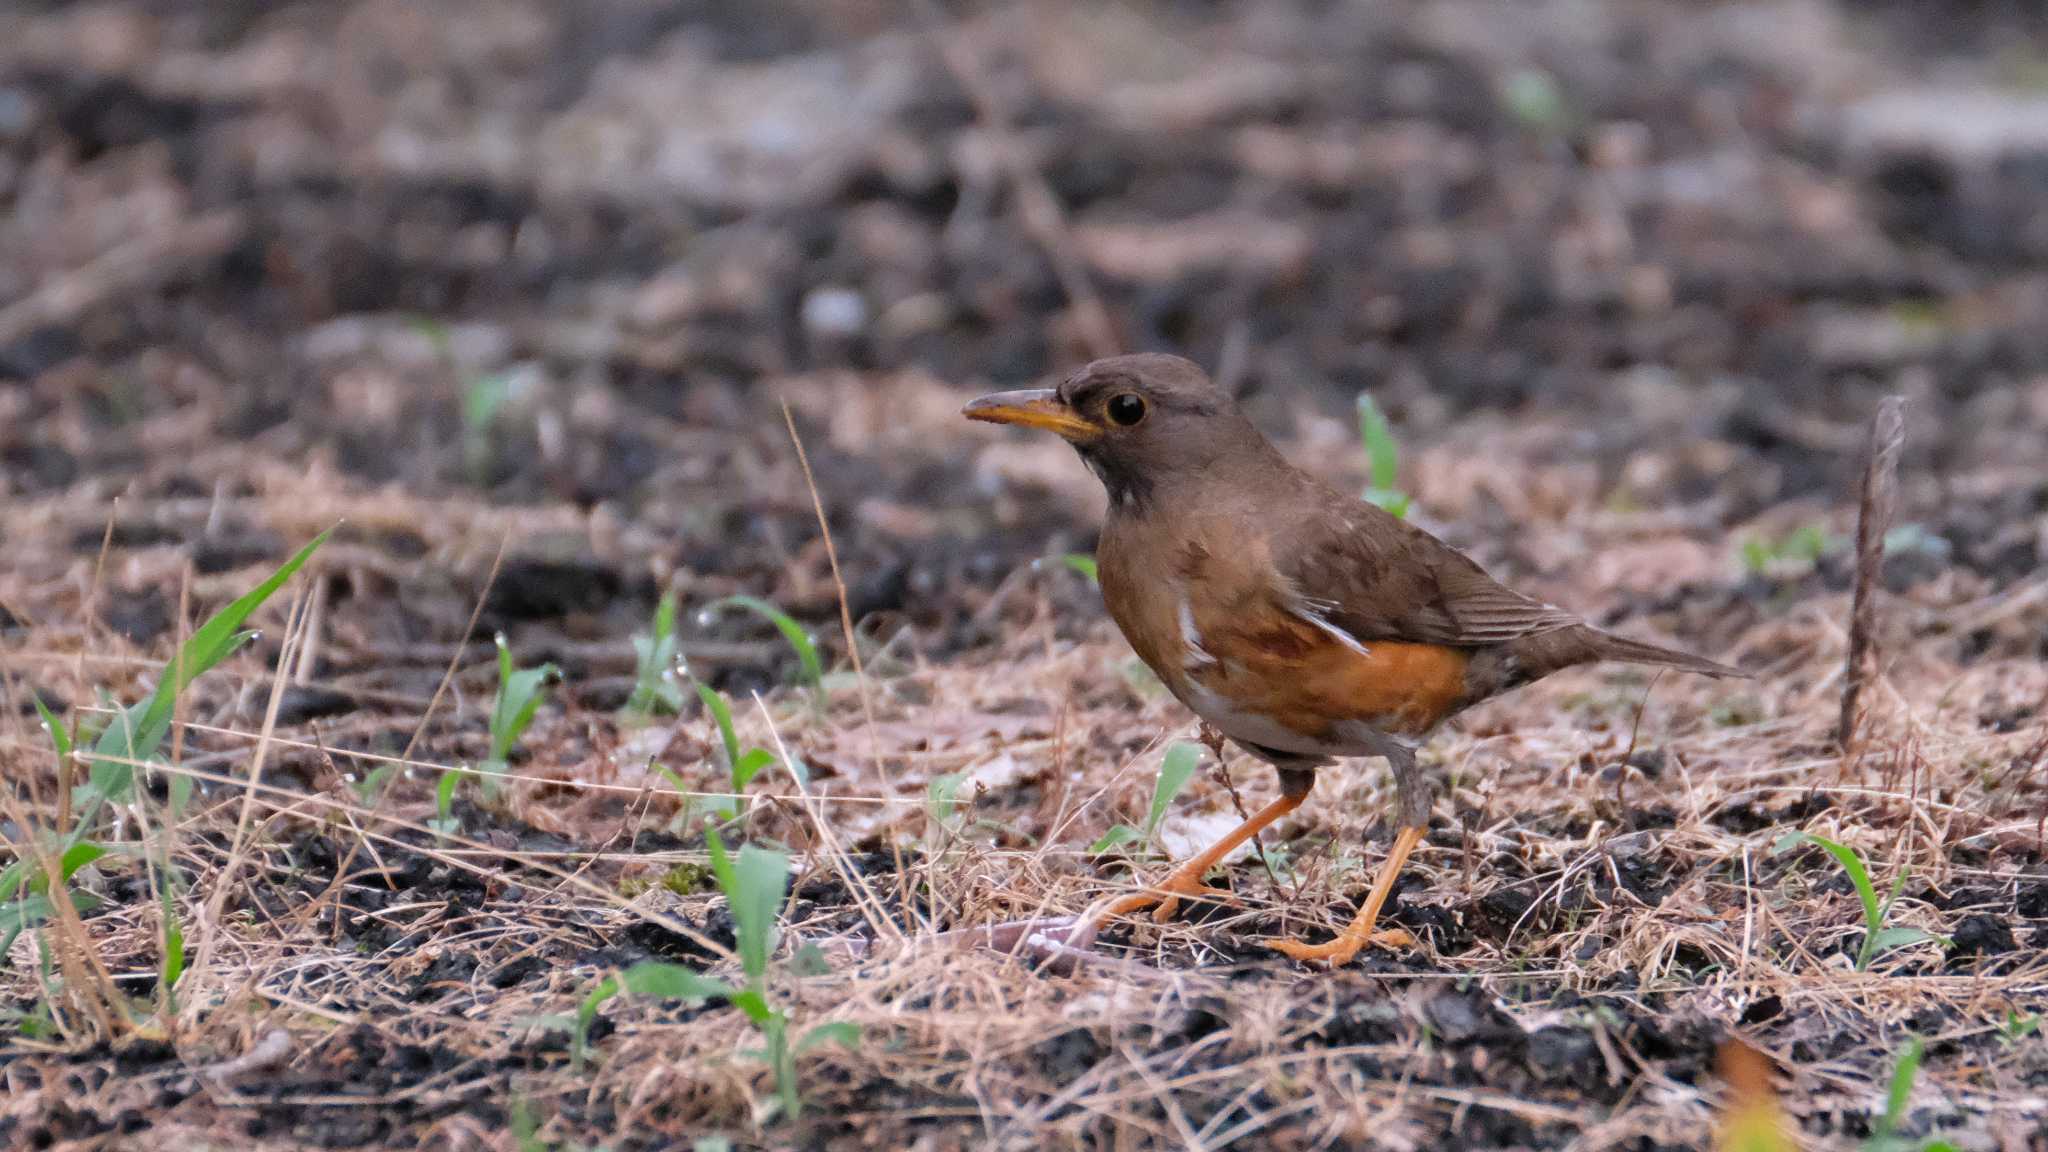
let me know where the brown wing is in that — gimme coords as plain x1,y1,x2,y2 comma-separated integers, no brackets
1277,487,1580,650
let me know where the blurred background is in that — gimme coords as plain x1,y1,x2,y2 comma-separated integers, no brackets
3,0,2047,689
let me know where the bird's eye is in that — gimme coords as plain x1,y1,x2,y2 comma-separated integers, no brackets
1106,393,1146,426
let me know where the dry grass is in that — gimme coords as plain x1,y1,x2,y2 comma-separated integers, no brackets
2,436,2043,1151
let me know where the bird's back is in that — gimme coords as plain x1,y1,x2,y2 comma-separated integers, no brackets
1100,452,1737,759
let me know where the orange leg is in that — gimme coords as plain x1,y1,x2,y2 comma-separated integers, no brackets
1266,824,1426,966
1104,792,1305,924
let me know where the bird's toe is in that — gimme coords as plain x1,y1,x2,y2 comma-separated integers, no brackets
1263,927,1413,967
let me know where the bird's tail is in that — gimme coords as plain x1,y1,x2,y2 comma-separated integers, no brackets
1580,627,1748,678
1510,624,1747,681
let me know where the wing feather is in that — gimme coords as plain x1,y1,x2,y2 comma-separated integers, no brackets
1277,488,1580,650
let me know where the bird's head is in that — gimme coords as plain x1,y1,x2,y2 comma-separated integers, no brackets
963,353,1260,508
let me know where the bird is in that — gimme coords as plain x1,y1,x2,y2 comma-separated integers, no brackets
964,353,1743,966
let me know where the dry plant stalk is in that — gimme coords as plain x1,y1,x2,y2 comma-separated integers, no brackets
1838,396,1906,751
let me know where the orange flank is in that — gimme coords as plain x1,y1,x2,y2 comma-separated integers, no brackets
1190,603,1471,739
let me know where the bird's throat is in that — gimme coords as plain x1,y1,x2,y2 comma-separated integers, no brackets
1078,445,1154,512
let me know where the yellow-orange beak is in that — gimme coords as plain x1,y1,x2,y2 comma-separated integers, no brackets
962,388,1099,442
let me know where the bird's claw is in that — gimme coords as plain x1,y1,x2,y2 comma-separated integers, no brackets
1262,927,1415,968
1106,875,1239,923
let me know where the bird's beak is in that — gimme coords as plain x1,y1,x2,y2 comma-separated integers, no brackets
962,388,1099,442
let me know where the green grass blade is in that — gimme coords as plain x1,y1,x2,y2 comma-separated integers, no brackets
797,1020,860,1055
1059,554,1099,584
0,839,114,966
925,772,965,833
693,681,743,768
1881,866,1911,922
1781,832,1881,932
159,882,185,1001
434,769,461,832
618,960,734,1002
709,596,822,691
625,592,685,717
31,695,70,761
1356,393,1409,518
52,842,109,888
1143,742,1202,840
1089,824,1141,854
3,889,105,935
729,844,790,984
85,529,332,803
573,975,621,1072
731,748,775,791
726,987,776,1027
488,635,558,763
1875,1035,1922,1146
1356,394,1399,492
705,824,737,902
655,589,678,644
1866,926,1942,956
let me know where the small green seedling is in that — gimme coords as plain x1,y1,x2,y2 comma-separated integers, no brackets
924,772,967,838
1091,741,1202,854
1057,554,1099,585
570,959,732,1072
706,827,858,1119
482,634,558,797
411,315,527,483
1356,394,1411,518
488,634,558,765
510,1097,545,1152
623,592,686,719
563,829,857,1120
0,838,111,974
1773,832,1947,971
1863,1036,1960,1152
352,763,398,805
83,529,332,810
1501,68,1569,132
1740,524,1835,577
461,369,520,478
428,769,462,836
673,681,776,820
2000,1009,2040,1046
1,531,330,967
705,596,822,696
155,869,185,1007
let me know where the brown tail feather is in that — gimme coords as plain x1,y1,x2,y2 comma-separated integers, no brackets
1582,628,1747,678
1510,624,1747,682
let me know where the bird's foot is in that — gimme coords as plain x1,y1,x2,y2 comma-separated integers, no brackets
1106,872,1239,924
1262,927,1415,968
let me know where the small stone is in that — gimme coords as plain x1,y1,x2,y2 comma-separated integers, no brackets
1526,1026,1598,1082
801,287,867,339
1426,991,1483,1043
